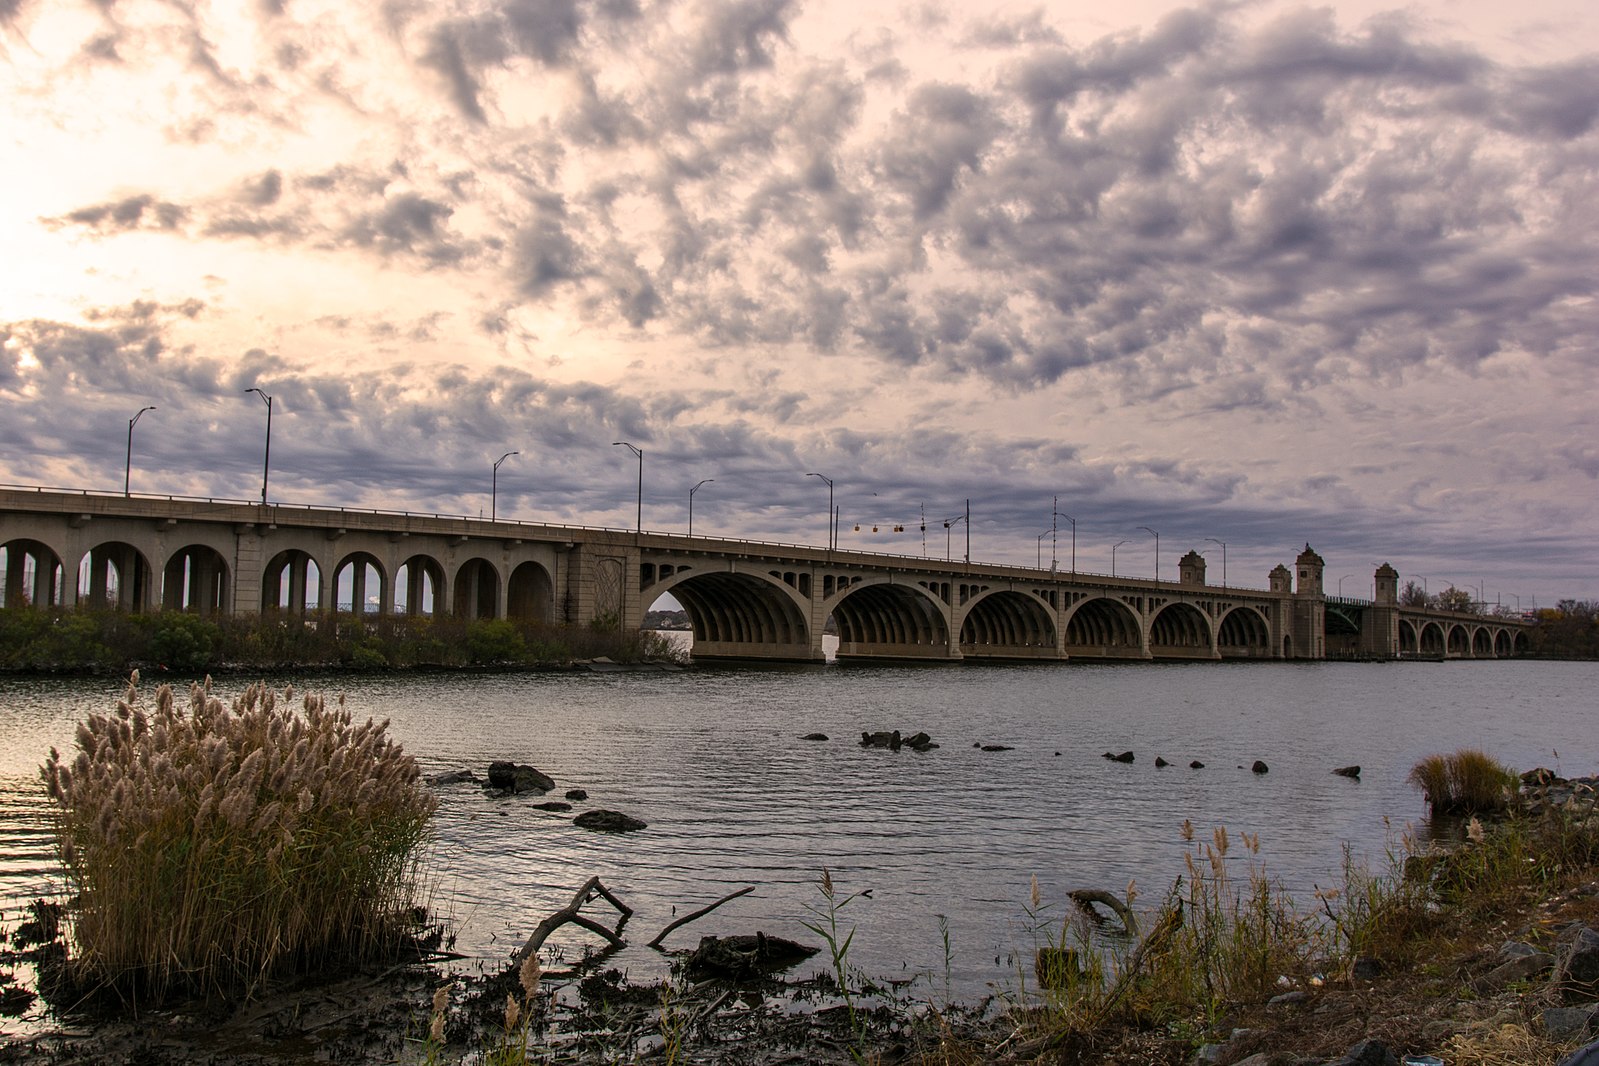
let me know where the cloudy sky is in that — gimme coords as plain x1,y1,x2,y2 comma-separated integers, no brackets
2,0,1595,607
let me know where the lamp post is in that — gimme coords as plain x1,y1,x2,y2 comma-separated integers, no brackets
806,472,834,549
1338,573,1353,597
1205,537,1227,587
124,405,155,496
1138,525,1159,583
245,388,272,503
1112,539,1128,577
689,478,714,537
613,442,643,532
491,451,518,521
1037,530,1050,568
943,509,968,563
1052,511,1076,573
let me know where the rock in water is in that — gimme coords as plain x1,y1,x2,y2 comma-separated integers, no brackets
573,809,647,832
1252,760,1270,774
800,733,828,741
1101,750,1134,763
565,788,588,801
1155,757,1169,768
1333,765,1361,779
686,933,818,979
487,761,555,793
1190,760,1205,769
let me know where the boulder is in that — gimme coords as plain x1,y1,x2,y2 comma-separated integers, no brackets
427,769,478,786
1471,950,1554,994
1103,751,1135,763
531,801,572,812
861,731,894,748
1544,1004,1599,1041
565,788,588,801
906,732,933,749
487,761,555,794
1155,757,1169,768
1557,926,1599,1000
573,809,647,833
1190,760,1205,769
981,744,1014,752
1333,765,1361,779
1351,956,1383,981
800,733,829,741
1252,760,1270,774
1329,1038,1398,1066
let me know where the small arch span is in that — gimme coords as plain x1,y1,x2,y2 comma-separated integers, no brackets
335,552,387,615
77,541,155,612
162,545,230,615
263,549,321,614
1216,606,1271,659
2,539,66,608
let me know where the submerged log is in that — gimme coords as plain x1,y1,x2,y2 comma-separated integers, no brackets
515,876,634,966
1068,888,1140,937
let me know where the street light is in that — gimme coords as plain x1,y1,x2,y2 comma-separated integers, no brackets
491,451,518,521
689,478,714,537
1337,574,1354,597
1138,526,1159,583
245,388,272,504
1205,537,1227,587
613,442,643,533
1036,530,1050,568
806,473,834,549
124,405,155,496
1112,539,1128,577
1052,511,1076,573
943,508,969,563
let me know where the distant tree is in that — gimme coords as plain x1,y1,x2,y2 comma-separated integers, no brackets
1530,600,1599,659
1399,580,1430,608
1434,586,1477,613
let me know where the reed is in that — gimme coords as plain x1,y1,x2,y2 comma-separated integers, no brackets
1407,748,1517,815
40,676,436,1001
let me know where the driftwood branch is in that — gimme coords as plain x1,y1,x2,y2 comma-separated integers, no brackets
1068,888,1140,937
515,876,635,966
648,886,756,949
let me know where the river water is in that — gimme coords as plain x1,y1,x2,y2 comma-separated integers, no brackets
2,649,1595,1001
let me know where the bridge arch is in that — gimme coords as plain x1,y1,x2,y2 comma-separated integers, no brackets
828,578,951,660
1216,605,1271,659
507,561,555,623
1494,629,1512,658
650,568,811,659
1446,624,1470,657
76,541,155,612
263,549,321,614
453,557,502,619
2,539,66,608
1064,596,1144,658
1471,627,1493,658
335,552,387,615
1148,601,1215,659
394,555,444,616
162,544,230,615
957,588,1057,659
1418,621,1445,657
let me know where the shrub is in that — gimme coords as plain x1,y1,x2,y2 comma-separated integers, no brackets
40,677,435,1000
1407,749,1518,815
142,612,223,672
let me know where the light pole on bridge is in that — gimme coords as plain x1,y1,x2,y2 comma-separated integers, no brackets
613,442,643,533
1111,539,1128,577
1138,526,1159,583
1052,510,1075,573
1205,537,1227,587
806,473,834,550
1037,530,1050,568
245,388,272,504
943,506,969,563
689,478,714,538
491,451,518,521
124,405,156,496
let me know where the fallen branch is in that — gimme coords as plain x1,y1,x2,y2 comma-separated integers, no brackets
648,886,756,949
1068,888,1140,937
515,876,634,966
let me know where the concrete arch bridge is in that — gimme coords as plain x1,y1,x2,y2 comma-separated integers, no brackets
1,488,1530,664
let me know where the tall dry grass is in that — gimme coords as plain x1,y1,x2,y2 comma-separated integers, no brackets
40,676,435,1000
1408,749,1518,815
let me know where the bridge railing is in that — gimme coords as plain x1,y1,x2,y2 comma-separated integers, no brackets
2,481,1280,593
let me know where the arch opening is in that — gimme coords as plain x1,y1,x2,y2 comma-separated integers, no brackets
1065,596,1143,659
655,571,811,660
831,581,951,661
262,549,321,614
507,562,555,623
1149,601,1215,659
960,589,1057,660
75,541,155,612
2,540,66,608
335,552,387,615
1216,606,1271,659
453,558,501,619
162,545,230,615
394,556,444,616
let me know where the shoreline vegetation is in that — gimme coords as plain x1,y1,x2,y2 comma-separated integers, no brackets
0,608,688,674
2,681,1598,1064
